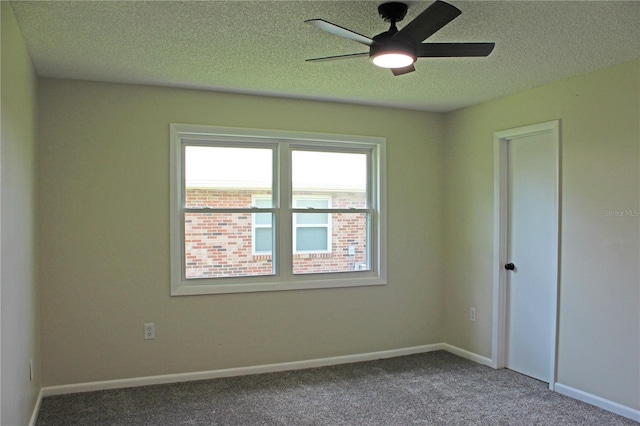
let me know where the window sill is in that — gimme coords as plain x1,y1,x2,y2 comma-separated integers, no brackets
171,275,386,296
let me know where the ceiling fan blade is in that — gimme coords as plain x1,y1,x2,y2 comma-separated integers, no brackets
417,42,495,57
391,64,416,76
306,52,369,62
395,0,461,43
305,19,373,46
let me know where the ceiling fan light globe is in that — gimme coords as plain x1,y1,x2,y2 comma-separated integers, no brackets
371,52,415,68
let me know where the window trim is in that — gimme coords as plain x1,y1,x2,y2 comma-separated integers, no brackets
170,123,387,295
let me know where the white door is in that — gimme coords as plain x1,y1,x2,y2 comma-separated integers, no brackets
505,128,558,383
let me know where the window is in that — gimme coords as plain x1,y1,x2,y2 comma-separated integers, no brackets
170,124,386,295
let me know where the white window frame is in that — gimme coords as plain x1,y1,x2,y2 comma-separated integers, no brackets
170,123,387,295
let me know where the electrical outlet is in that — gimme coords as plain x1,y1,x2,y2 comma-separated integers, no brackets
144,323,155,340
470,307,476,322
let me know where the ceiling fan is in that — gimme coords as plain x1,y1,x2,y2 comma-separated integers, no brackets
305,0,495,76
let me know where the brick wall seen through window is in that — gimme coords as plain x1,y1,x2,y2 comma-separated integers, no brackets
185,189,367,278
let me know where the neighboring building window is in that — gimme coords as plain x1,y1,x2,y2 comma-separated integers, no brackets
170,124,387,295
252,197,273,255
293,198,331,254
255,196,331,255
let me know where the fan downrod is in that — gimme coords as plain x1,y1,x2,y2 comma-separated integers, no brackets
377,2,408,23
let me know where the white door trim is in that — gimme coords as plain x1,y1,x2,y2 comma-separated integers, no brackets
491,120,561,390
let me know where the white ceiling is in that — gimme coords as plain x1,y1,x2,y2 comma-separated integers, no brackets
9,0,640,112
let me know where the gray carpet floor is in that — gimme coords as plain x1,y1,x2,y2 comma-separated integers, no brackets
36,351,637,425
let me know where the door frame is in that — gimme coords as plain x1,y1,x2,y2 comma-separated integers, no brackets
491,120,561,390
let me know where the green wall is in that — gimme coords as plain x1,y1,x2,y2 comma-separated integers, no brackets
444,59,639,410
1,2,41,425
37,79,446,386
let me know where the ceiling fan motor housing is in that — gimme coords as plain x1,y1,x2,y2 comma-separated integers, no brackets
369,31,417,64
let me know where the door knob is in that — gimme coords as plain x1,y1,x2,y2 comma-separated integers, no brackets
505,263,515,270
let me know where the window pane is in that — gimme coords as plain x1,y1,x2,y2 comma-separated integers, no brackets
295,199,329,225
255,212,271,226
293,213,369,275
184,146,272,208
295,199,329,209
254,198,272,208
296,212,328,225
292,151,367,207
296,227,328,251
255,228,272,253
253,198,272,226
184,212,273,279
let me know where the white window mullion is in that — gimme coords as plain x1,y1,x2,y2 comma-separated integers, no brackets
367,147,376,273
278,144,293,280
370,144,383,275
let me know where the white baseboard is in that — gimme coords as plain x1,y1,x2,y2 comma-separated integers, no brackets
440,343,493,367
29,388,43,426
41,343,445,397
34,345,639,424
555,383,640,422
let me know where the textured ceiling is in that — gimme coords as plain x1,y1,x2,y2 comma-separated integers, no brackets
9,0,640,112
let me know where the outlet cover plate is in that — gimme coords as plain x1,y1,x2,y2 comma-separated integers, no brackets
144,323,155,340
